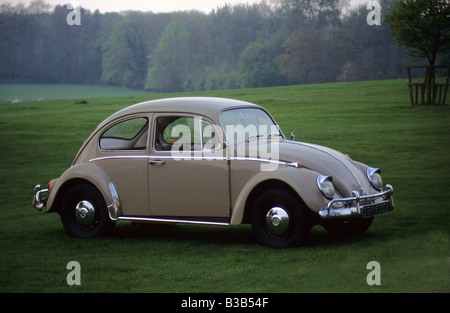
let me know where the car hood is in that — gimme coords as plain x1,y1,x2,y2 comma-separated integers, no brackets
276,140,372,197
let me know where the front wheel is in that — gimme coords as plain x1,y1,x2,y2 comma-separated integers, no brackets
251,189,309,248
60,183,115,238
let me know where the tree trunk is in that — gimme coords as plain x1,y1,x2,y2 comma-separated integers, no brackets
425,67,434,105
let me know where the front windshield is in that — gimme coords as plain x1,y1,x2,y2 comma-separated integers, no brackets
219,108,283,145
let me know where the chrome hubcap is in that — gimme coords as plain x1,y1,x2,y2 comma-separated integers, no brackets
75,200,96,227
266,207,290,235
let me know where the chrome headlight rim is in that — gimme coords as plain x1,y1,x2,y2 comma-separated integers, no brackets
366,167,383,191
317,175,335,200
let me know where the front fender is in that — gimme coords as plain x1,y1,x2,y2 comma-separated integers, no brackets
46,162,121,219
230,166,328,225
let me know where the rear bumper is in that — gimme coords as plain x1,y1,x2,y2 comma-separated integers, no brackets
319,184,394,219
32,184,48,211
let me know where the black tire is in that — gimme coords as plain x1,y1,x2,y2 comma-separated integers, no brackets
60,183,115,238
323,216,374,236
250,189,309,248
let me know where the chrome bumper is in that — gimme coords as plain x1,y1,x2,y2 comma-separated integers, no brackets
32,184,48,211
319,184,394,219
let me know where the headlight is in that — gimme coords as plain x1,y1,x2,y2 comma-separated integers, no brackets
317,175,335,200
367,167,383,191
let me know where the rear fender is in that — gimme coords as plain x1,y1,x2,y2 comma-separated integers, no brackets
46,163,121,219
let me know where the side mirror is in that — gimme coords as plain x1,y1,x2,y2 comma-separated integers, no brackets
290,131,295,141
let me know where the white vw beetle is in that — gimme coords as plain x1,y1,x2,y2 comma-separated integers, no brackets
33,97,394,248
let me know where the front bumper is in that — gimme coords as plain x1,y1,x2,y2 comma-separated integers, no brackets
32,184,48,211
319,184,394,219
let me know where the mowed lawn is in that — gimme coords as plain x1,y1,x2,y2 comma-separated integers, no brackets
0,80,448,293
0,83,150,103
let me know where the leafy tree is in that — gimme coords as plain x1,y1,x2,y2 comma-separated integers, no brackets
25,0,51,14
145,14,194,92
385,0,450,104
101,12,153,88
281,0,344,29
338,1,415,82
384,0,450,66
277,27,337,84
239,41,282,88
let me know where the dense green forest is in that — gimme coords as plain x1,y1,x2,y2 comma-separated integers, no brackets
0,0,435,92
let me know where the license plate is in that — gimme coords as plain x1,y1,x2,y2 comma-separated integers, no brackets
361,201,390,218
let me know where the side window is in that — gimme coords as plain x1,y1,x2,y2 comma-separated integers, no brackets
100,117,149,150
154,116,214,151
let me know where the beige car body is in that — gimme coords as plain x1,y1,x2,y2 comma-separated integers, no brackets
33,97,394,247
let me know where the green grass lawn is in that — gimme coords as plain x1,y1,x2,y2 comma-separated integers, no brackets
0,83,150,103
0,79,449,293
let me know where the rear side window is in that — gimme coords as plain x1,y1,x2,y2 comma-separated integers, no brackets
100,117,149,150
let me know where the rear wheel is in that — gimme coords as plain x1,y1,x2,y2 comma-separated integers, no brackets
60,183,115,238
251,189,309,248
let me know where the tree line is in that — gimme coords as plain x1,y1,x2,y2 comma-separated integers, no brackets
0,0,440,93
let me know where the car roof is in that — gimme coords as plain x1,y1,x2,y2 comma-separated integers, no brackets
100,97,262,126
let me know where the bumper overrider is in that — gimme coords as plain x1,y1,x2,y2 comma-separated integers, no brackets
32,184,48,211
319,184,394,219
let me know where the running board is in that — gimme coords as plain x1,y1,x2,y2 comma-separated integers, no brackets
118,216,230,226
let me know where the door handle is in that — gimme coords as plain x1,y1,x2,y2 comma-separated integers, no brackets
149,160,166,166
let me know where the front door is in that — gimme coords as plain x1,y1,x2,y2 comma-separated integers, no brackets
148,114,229,217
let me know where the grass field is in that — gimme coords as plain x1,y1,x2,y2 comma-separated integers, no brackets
0,79,449,293
0,83,150,103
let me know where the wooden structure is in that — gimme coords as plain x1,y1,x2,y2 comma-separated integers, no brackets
406,66,449,105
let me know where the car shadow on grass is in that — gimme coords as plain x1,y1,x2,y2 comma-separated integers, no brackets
110,222,390,248
305,226,392,248
110,222,254,245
